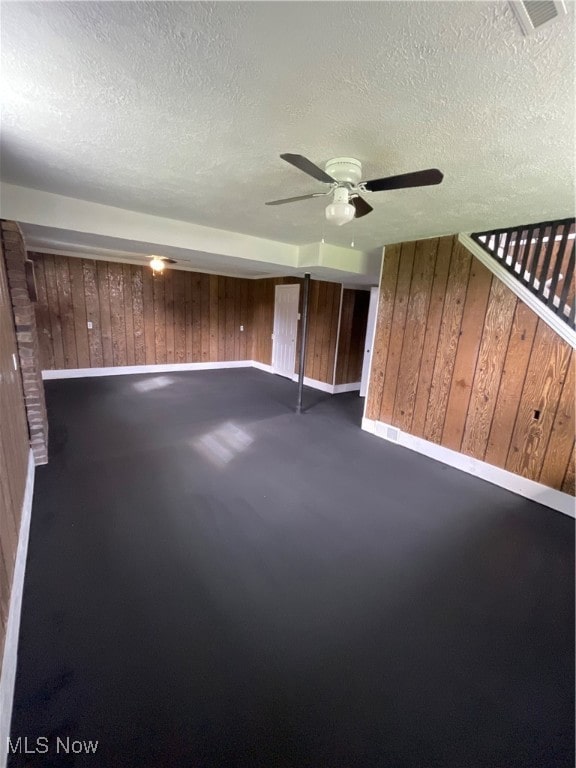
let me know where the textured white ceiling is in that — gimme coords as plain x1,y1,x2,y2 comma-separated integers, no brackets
1,1,574,254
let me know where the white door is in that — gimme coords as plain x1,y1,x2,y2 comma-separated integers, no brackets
360,286,380,397
272,284,300,378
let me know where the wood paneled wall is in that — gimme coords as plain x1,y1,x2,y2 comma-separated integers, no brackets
32,252,364,389
30,253,254,369
335,289,370,385
366,235,575,495
0,238,30,675
252,276,342,385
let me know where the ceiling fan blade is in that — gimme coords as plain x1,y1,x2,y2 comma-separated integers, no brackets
280,154,335,184
351,196,373,219
265,193,323,206
363,168,444,193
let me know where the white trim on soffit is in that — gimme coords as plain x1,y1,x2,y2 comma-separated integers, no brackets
459,233,576,350
362,418,575,519
0,451,35,768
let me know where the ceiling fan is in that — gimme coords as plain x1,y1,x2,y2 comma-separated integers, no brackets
147,255,177,273
266,154,444,226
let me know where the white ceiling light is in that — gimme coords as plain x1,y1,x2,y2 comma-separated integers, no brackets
150,256,166,272
147,255,178,272
325,187,355,226
266,155,443,228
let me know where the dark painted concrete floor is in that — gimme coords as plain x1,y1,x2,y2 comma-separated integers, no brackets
9,369,575,767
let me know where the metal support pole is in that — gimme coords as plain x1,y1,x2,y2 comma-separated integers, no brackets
296,272,310,414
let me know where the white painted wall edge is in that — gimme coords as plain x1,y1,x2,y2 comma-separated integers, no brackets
333,382,361,394
362,247,385,421
42,361,253,379
362,417,575,518
0,451,35,768
459,233,576,350
291,373,334,394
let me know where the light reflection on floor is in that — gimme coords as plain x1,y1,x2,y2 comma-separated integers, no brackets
191,422,254,467
132,376,175,392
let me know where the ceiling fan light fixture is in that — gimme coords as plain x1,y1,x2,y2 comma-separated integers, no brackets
150,256,166,273
325,187,355,226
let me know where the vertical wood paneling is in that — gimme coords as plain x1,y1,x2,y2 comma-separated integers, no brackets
308,281,322,380
460,277,517,458
97,260,114,367
240,279,248,361
250,276,341,385
379,240,416,423
505,321,572,480
441,260,493,451
184,273,194,361
424,242,471,443
335,288,352,384
43,255,66,369
173,272,187,363
67,258,90,368
217,276,226,360
153,273,166,364
122,264,136,366
164,269,175,364
190,274,201,361
108,263,127,367
539,357,575,489
393,238,438,431
130,266,146,365
366,234,575,494
561,443,575,495
82,260,104,368
35,255,262,369
208,275,218,362
225,277,235,361
319,282,331,382
411,236,453,435
484,301,538,467
54,255,78,368
141,267,156,364
335,289,369,385
29,255,54,370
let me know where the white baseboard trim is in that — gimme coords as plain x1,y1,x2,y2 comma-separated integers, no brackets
42,361,253,380
291,373,334,394
362,418,575,518
333,382,361,394
251,361,274,374
40,361,356,396
0,451,35,768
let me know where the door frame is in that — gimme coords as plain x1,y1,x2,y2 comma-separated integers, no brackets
272,283,300,378
360,286,380,397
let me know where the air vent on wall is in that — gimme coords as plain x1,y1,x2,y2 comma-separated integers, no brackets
511,1,567,35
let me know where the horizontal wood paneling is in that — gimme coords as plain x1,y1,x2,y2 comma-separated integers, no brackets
30,254,254,369
0,236,30,677
366,235,575,495
335,289,370,385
